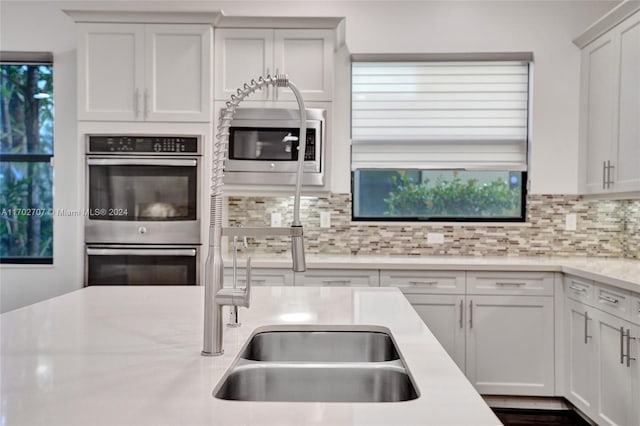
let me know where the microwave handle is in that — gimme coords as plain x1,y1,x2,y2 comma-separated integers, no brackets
86,248,197,257
87,158,197,167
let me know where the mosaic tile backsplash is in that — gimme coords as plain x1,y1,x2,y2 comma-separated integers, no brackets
227,194,640,259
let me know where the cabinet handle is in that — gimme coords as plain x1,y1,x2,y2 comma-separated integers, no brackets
459,300,464,329
469,300,473,329
602,161,607,190
599,294,619,305
584,311,592,344
570,284,587,293
626,328,637,367
321,279,351,286
408,280,438,286
134,88,141,118
496,281,526,287
144,89,150,119
606,160,615,189
621,327,626,364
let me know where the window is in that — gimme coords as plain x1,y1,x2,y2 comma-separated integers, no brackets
351,56,530,221
0,53,54,263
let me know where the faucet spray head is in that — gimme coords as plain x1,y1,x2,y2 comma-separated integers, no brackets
291,226,306,272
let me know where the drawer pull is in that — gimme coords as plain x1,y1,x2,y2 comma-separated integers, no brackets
321,279,351,285
408,280,438,286
599,295,620,305
495,281,526,287
569,285,587,293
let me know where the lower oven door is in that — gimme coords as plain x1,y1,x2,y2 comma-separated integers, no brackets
85,246,199,286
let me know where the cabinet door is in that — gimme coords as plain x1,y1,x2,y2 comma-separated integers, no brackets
466,295,555,396
581,33,617,193
294,269,379,287
564,299,597,418
214,29,273,101
223,267,293,287
405,294,466,371
274,29,334,101
144,24,212,122
77,23,144,121
592,309,634,426
614,12,640,192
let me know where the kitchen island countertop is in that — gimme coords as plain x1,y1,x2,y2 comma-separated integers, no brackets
1,286,501,426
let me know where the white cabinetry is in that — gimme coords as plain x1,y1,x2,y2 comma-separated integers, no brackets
78,23,212,122
223,267,293,287
578,10,640,194
465,275,555,396
563,274,639,426
214,28,334,102
381,270,555,396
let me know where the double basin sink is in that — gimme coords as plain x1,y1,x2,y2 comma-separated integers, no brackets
214,327,419,402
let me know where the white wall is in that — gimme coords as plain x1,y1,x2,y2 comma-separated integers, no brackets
0,0,617,312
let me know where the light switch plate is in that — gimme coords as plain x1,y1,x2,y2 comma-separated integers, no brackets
271,212,282,227
565,213,577,231
320,211,331,228
427,232,445,244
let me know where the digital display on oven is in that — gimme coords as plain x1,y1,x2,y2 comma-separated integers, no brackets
88,136,199,154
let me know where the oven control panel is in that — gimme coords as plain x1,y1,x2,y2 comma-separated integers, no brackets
87,136,199,155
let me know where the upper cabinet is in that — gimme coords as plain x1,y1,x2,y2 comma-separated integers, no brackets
77,23,212,122
214,28,334,102
577,8,640,194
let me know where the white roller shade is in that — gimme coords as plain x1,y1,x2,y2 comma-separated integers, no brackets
351,61,530,171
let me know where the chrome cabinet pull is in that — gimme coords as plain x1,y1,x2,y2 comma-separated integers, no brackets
144,89,150,119
459,300,464,329
321,279,351,286
621,327,626,364
599,294,619,305
408,280,438,286
570,284,587,293
603,161,607,189
606,160,615,189
134,88,141,118
469,300,474,329
627,329,637,368
584,311,592,344
496,281,526,287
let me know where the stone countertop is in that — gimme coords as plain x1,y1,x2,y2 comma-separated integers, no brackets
0,286,500,426
225,255,640,293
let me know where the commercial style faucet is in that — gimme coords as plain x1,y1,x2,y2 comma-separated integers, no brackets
202,74,307,356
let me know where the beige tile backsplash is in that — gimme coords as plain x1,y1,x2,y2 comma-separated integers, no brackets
227,195,640,259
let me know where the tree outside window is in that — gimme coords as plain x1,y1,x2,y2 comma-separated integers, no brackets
0,54,54,263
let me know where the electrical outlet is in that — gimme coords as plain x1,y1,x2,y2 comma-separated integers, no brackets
320,211,331,228
565,213,577,231
271,212,282,227
427,232,445,244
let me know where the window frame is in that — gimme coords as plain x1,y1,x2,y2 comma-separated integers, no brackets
350,54,532,223
1,52,54,264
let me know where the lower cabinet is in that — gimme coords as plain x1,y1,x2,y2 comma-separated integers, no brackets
223,267,294,287
466,295,555,396
564,275,640,426
383,271,556,396
294,269,379,287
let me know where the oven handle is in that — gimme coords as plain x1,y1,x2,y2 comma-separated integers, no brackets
87,158,197,167
86,248,197,257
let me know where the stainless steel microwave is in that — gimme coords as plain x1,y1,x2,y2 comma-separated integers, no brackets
223,108,325,186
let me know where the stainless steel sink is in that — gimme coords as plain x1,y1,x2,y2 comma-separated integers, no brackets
214,362,418,402
240,330,400,362
214,328,419,402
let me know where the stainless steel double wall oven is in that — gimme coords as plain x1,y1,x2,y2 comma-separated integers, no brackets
85,135,202,286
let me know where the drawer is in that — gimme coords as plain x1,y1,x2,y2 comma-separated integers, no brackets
594,282,632,321
467,271,554,296
631,293,640,326
564,275,594,304
224,267,294,287
294,269,379,287
380,270,465,294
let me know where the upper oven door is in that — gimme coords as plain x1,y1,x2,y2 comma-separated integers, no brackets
226,119,321,173
85,157,200,244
